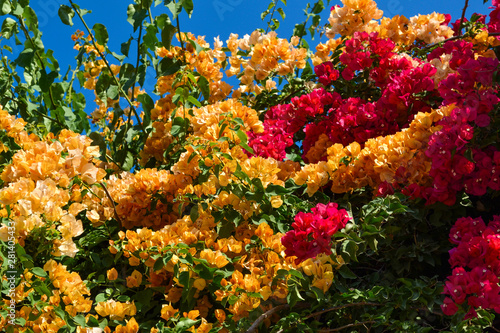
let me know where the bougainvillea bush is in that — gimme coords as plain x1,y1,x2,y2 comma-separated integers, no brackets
1,0,500,331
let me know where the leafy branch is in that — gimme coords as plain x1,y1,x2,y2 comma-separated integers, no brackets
68,0,145,133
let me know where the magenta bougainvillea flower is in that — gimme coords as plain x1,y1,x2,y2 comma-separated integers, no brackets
281,202,350,264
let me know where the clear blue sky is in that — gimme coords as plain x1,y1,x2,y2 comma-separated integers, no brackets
24,0,492,70
4,0,493,114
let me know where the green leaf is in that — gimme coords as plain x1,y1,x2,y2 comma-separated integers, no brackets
116,149,134,171
143,24,159,52
193,264,214,280
93,23,108,45
89,133,107,161
31,267,48,278
197,75,210,101
218,219,235,238
338,265,357,279
86,316,99,327
107,84,120,100
95,74,113,103
171,117,185,136
160,20,176,50
157,57,181,76
236,129,254,154
187,95,201,107
23,7,38,31
58,5,75,26
33,280,52,296
190,205,199,223
72,314,86,327
277,7,285,19
0,0,11,15
166,1,182,19
181,0,194,17
1,17,17,39
121,36,133,57
286,283,304,308
137,93,154,127
127,4,148,32
174,317,200,332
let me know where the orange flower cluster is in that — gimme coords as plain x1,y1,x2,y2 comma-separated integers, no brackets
325,0,453,47
156,33,232,102
225,31,306,96
96,168,192,229
118,217,338,325
43,260,93,316
0,129,105,255
326,0,384,38
0,262,92,332
0,108,29,145
294,105,455,196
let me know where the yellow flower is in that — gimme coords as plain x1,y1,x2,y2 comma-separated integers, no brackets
161,303,178,321
214,309,226,323
193,278,207,291
183,310,200,320
270,195,283,208
126,270,142,288
95,300,137,321
115,317,139,333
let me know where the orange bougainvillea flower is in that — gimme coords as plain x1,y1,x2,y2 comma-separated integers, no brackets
126,270,143,288
160,303,178,321
107,268,118,281
95,300,137,321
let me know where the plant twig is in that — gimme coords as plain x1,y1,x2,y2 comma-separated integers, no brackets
421,32,500,51
69,0,145,132
305,302,382,320
131,26,143,104
245,304,289,333
15,15,57,109
265,0,278,34
458,0,469,37
317,320,376,332
99,181,123,225
246,302,310,333
174,3,187,64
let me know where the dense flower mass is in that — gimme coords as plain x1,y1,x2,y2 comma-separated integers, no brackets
442,216,500,318
2,0,500,332
281,203,350,264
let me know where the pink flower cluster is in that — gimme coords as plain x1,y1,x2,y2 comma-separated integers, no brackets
247,88,338,160
488,0,500,37
420,41,500,205
442,215,500,318
249,32,440,163
314,61,340,86
281,202,350,264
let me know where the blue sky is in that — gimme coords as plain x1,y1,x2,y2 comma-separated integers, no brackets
24,0,493,67
5,0,494,114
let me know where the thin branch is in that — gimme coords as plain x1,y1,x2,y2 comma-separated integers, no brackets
68,0,145,132
148,7,154,25
99,181,123,225
15,16,57,109
124,25,144,137
174,12,187,63
305,302,382,320
317,320,376,333
490,326,500,333
421,32,500,51
265,0,278,34
131,27,143,104
2,95,66,127
245,304,290,333
458,0,469,37
278,86,306,104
